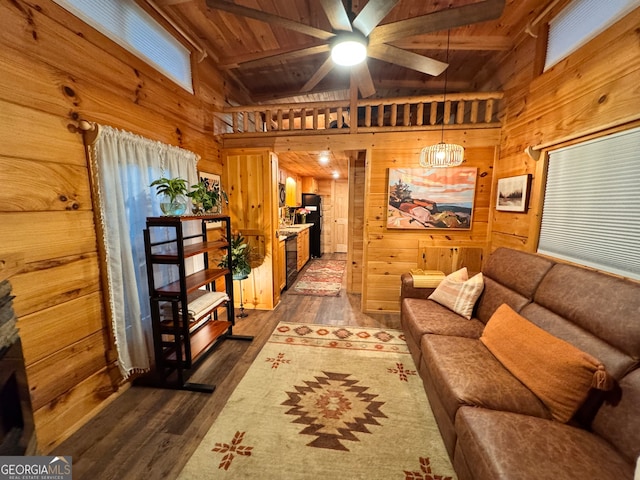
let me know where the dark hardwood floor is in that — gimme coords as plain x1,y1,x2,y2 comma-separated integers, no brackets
53,253,400,479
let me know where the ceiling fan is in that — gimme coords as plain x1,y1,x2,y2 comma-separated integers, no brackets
205,0,506,98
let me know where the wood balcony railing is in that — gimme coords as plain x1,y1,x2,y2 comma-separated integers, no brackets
216,92,503,137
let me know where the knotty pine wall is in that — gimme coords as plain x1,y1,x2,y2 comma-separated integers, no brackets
0,0,236,451
347,152,366,294
363,142,499,312
489,7,640,252
227,130,501,313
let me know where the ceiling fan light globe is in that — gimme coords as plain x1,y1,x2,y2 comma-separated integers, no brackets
331,39,367,66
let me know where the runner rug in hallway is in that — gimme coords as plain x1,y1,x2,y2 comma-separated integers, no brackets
178,322,455,480
290,259,346,296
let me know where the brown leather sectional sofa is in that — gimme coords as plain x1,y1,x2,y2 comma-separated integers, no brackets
400,247,640,480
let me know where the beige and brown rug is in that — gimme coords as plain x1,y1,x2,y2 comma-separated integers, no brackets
178,322,455,480
290,260,346,296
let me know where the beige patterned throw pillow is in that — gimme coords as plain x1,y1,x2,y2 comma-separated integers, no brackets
428,267,484,319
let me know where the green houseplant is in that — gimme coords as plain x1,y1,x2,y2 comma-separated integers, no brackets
187,180,228,214
219,232,252,280
150,177,189,216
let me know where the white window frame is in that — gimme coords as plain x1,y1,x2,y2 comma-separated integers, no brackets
53,0,194,93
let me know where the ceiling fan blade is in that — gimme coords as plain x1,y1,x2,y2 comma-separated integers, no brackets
351,62,376,98
352,0,400,37
205,0,334,41
236,45,330,70
368,44,448,76
301,55,335,92
320,0,352,32
369,0,506,45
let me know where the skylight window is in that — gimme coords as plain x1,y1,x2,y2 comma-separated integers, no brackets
544,0,640,71
53,0,193,93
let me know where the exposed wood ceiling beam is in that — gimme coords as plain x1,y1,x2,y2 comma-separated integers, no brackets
156,0,192,5
301,56,335,93
391,35,512,51
369,0,505,45
218,43,327,69
204,0,334,41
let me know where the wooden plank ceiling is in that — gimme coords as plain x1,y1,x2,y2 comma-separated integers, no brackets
149,0,564,179
154,0,562,102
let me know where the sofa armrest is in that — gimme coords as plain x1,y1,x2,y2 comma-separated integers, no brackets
400,272,437,302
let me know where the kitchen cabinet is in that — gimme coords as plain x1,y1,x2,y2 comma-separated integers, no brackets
297,227,310,271
302,177,318,194
224,148,281,309
278,239,286,291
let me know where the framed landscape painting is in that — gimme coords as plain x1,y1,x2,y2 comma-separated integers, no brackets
496,174,531,212
387,167,477,230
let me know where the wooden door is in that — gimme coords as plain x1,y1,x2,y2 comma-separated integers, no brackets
334,180,349,253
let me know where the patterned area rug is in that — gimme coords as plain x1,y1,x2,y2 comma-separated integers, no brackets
178,322,455,480
290,260,346,296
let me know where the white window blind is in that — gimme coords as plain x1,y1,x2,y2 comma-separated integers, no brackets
544,0,640,71
53,0,193,93
538,127,640,280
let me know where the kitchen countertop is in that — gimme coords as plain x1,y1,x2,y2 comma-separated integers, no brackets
277,223,313,240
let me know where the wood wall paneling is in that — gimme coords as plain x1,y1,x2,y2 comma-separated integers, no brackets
490,6,640,253
3,0,639,452
362,145,497,312
0,0,229,451
224,149,277,310
347,152,366,294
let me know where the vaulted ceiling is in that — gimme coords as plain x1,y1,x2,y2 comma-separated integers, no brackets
152,0,564,104
149,0,564,179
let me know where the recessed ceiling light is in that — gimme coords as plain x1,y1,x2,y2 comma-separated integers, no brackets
332,171,339,179
319,155,329,165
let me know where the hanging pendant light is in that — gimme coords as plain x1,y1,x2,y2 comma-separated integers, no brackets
420,30,464,168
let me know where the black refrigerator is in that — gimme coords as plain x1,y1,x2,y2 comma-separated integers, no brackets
301,193,322,258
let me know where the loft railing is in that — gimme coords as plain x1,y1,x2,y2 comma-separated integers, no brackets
217,92,503,136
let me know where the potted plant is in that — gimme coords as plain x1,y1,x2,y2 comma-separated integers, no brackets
219,232,252,280
150,176,189,216
187,180,228,214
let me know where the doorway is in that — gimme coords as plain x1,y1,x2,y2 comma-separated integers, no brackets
333,179,349,253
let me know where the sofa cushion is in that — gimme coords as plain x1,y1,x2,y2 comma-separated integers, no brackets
475,277,531,324
455,407,634,480
402,298,485,341
420,334,550,422
428,267,484,319
521,302,635,380
534,263,640,364
480,304,612,423
592,369,640,465
482,247,555,299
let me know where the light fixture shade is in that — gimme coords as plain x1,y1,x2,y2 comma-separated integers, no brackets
420,143,464,168
331,34,367,66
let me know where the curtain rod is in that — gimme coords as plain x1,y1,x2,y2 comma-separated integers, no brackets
72,119,100,145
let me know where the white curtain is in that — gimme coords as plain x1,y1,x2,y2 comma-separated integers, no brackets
89,125,198,379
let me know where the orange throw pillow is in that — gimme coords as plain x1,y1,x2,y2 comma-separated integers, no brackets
480,304,613,422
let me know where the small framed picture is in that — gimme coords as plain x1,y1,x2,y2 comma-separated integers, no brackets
199,171,221,192
496,174,532,212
